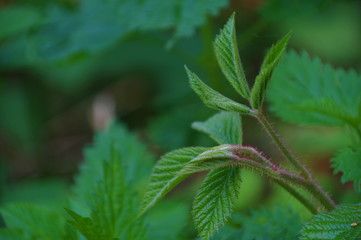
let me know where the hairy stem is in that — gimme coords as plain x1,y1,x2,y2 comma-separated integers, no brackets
254,112,336,210
274,180,318,214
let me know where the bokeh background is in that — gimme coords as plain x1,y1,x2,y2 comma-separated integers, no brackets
0,0,360,234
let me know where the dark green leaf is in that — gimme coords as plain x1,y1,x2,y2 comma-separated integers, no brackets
300,204,361,240
140,147,208,215
192,111,242,145
214,13,250,99
186,66,252,114
250,32,291,109
331,146,361,193
193,167,242,240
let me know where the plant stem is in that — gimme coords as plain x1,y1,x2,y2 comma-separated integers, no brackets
254,112,336,210
274,180,318,214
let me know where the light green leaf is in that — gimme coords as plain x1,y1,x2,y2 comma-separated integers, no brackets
66,209,107,240
140,147,208,215
0,203,65,240
214,13,250,99
267,50,361,127
250,32,291,109
300,204,361,239
331,146,361,193
193,167,242,240
186,66,252,114
192,111,242,145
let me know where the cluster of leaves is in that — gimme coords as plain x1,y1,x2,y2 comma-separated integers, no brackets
0,123,189,239
141,13,361,240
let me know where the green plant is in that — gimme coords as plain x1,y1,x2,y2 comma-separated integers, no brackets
140,13,361,240
1,11,360,240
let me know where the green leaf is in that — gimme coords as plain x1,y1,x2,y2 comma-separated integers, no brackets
193,167,242,240
185,66,252,114
267,50,361,127
331,146,361,193
300,204,361,240
71,122,154,215
192,111,242,145
213,205,303,240
213,13,250,99
250,32,291,109
66,209,108,240
140,147,208,215
0,203,65,240
69,122,152,239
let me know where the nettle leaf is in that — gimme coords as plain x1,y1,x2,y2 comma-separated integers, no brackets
69,122,153,239
140,147,208,215
192,111,242,145
66,209,107,240
250,32,291,109
331,146,361,193
214,13,250,99
186,66,252,114
193,167,242,240
300,204,361,240
0,203,65,240
267,50,361,127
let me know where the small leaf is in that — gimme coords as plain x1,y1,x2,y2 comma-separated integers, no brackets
185,66,252,114
214,13,250,99
331,146,361,193
193,167,242,240
66,209,108,240
250,32,291,109
300,204,361,240
192,111,242,145
140,147,208,215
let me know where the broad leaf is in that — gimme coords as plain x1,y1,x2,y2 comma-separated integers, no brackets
140,147,208,215
186,66,252,114
267,50,361,127
214,13,250,99
0,229,29,240
331,146,361,193
0,203,65,240
192,111,242,145
250,32,291,109
193,168,242,240
300,204,361,240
